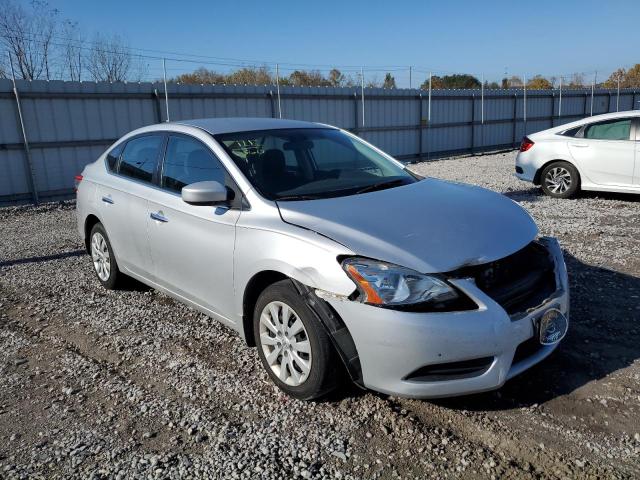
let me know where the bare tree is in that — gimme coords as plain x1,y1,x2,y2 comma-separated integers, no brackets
0,0,59,79
87,33,134,82
61,20,83,81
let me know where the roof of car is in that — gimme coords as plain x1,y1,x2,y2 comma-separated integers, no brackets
174,117,332,135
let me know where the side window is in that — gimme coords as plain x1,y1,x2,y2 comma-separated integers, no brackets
118,135,163,183
583,119,631,141
560,126,582,137
161,136,226,192
106,142,124,171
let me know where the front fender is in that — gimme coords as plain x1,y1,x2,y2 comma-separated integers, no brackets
233,225,356,321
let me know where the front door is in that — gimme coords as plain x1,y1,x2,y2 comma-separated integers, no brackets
146,134,241,323
568,117,635,186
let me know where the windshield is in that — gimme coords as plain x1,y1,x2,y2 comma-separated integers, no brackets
214,128,417,200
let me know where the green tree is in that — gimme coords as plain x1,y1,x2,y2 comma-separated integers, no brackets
382,72,396,89
420,73,481,89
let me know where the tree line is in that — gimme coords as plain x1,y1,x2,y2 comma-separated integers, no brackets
0,0,145,82
2,1,640,90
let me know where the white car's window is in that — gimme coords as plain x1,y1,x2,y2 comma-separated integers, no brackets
118,135,163,183
214,128,417,200
584,119,631,141
161,136,225,192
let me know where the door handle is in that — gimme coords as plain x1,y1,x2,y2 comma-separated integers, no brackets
101,196,114,204
570,143,589,148
150,212,169,223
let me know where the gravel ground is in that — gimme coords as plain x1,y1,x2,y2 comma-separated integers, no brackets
1,151,639,479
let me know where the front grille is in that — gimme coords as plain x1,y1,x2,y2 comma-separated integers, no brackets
451,242,557,316
405,357,494,382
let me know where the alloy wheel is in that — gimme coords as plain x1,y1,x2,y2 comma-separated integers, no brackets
259,301,312,386
91,232,111,281
544,167,572,194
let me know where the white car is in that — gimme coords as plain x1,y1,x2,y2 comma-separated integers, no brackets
515,111,640,198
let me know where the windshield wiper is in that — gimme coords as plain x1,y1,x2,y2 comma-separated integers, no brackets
275,194,324,201
354,178,407,194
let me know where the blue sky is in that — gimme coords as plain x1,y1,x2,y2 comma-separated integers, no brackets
53,0,636,86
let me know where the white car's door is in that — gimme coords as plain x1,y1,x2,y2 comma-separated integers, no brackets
567,117,635,186
97,134,164,279
145,133,241,323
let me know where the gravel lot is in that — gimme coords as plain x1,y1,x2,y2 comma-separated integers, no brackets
1,151,639,479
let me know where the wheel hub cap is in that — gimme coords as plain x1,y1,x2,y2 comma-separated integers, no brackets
91,232,111,282
259,301,312,386
545,167,572,194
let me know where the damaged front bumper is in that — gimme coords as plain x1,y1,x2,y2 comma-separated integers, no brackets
326,237,570,399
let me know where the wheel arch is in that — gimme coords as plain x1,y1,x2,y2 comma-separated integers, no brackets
533,158,581,185
83,214,102,253
241,270,364,387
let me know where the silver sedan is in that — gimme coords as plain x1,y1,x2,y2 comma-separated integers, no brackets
76,118,569,400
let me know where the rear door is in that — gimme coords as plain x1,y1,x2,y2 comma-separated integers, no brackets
97,134,165,279
145,133,242,322
567,117,634,186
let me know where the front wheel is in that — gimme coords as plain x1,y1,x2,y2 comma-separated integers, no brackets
253,280,341,400
540,161,580,198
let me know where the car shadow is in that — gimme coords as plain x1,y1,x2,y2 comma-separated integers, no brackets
432,251,640,411
501,186,544,203
578,190,640,202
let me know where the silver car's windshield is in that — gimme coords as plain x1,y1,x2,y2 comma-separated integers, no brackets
214,128,418,200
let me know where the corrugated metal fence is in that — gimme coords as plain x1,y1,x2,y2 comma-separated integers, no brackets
1,78,637,204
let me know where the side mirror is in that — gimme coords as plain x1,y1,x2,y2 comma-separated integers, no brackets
181,181,229,205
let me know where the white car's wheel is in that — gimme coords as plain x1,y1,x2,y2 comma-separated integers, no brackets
541,161,580,198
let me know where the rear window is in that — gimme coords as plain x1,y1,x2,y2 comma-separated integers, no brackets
583,118,631,141
560,126,582,137
106,143,124,171
118,135,163,183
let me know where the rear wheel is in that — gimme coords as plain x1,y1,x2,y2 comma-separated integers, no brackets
540,161,580,198
89,223,122,289
253,280,340,400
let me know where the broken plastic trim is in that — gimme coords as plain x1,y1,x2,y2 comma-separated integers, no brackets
290,279,364,388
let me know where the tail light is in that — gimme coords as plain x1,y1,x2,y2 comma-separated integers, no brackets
74,174,83,192
519,137,534,152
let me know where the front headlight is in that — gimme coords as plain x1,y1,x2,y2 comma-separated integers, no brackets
341,257,461,308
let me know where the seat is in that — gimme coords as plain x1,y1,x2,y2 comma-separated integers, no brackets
260,149,297,193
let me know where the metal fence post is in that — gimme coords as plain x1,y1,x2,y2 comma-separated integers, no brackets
558,76,563,119
512,93,517,147
276,63,282,119
8,52,38,205
418,93,423,160
153,88,163,123
409,66,412,89
480,74,484,151
162,58,170,122
616,77,620,112
470,93,475,154
360,67,365,127
590,71,596,116
523,74,527,135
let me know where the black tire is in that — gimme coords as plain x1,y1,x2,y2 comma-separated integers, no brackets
540,161,580,198
253,279,341,400
89,223,123,290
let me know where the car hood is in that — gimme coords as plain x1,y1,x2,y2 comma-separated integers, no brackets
277,178,538,273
